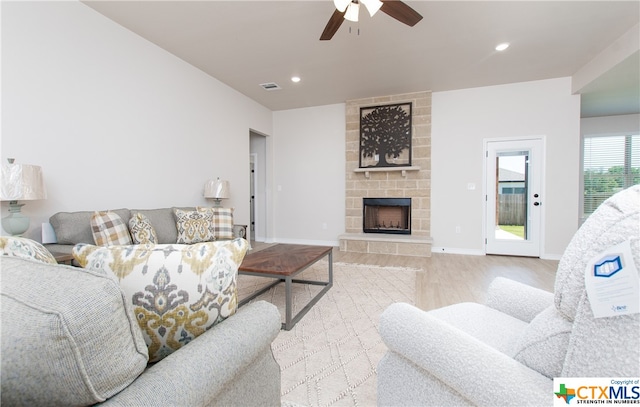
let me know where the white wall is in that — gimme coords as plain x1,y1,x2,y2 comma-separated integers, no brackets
1,1,272,240
431,78,581,259
581,114,640,136
272,104,345,246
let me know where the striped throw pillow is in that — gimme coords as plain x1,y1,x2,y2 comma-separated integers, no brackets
90,211,132,246
197,207,234,240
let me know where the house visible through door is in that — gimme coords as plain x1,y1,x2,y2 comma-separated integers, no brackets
485,138,544,257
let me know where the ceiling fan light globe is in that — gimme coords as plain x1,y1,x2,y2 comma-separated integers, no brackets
361,0,383,16
344,2,359,22
334,0,351,12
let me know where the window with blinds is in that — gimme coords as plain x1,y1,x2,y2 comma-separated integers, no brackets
583,134,639,218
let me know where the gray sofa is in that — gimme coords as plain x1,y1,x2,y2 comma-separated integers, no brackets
377,185,640,406
45,207,210,255
1,255,282,406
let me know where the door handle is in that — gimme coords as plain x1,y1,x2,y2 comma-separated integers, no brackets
534,202,541,206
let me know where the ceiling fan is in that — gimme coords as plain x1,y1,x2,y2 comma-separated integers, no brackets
320,0,423,41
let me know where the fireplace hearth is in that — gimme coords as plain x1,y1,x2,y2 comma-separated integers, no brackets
363,198,411,235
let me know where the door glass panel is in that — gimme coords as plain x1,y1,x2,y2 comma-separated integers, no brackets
494,151,528,241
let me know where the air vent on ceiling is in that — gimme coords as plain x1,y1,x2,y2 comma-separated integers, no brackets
259,82,282,91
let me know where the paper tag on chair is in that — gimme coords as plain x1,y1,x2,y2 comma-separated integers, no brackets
584,239,640,318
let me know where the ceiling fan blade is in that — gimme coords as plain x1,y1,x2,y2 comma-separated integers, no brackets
380,1,423,27
320,9,346,40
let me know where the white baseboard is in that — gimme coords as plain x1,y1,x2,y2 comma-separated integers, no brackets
432,246,564,260
541,253,563,261
273,237,339,247
431,247,485,256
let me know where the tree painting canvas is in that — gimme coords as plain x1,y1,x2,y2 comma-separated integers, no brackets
359,102,412,168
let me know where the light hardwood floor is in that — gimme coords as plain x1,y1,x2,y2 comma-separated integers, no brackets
249,241,558,311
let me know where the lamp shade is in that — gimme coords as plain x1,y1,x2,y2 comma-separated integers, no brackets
204,178,230,200
0,161,47,201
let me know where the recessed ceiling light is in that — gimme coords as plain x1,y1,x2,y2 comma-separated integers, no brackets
495,43,510,51
291,76,301,83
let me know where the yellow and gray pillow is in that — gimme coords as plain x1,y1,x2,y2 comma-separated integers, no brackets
128,212,158,244
174,208,215,244
0,236,57,264
73,238,249,362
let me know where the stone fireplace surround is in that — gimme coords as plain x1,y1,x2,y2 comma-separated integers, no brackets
339,91,432,258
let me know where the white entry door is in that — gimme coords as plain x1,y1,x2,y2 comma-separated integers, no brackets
485,138,544,257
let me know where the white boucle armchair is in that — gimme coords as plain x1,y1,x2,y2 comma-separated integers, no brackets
378,185,640,406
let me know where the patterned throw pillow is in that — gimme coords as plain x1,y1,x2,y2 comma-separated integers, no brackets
72,238,249,362
90,211,132,246
128,212,158,244
197,207,234,240
0,236,57,264
174,208,215,244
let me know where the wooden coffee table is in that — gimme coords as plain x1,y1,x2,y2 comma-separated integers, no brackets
238,244,333,330
49,251,74,265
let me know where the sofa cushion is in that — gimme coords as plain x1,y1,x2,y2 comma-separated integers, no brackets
174,208,215,244
72,238,249,362
131,207,194,244
50,208,131,245
198,206,234,240
428,302,528,356
510,305,572,378
128,212,158,244
91,211,133,246
0,256,148,406
0,236,57,264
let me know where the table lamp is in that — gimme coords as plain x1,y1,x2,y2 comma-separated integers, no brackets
204,177,230,207
1,158,47,236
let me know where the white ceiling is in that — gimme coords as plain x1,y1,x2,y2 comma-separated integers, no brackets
84,1,640,116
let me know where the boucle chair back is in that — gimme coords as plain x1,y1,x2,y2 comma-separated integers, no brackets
553,185,639,376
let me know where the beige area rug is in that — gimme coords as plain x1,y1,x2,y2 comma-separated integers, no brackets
237,261,418,407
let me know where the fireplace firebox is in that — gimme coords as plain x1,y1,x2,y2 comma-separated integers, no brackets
363,198,411,235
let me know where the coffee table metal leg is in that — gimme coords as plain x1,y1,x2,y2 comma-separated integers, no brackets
238,279,280,307
240,247,333,331
328,250,333,285
284,250,333,330
285,276,293,330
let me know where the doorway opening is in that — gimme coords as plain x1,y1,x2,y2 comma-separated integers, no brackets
250,131,267,242
484,138,544,257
